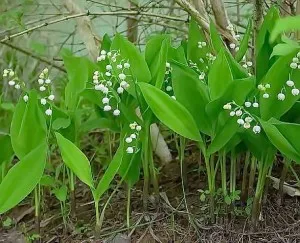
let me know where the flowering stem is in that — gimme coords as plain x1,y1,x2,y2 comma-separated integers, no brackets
126,185,131,229
241,151,250,204
34,184,41,236
221,151,227,197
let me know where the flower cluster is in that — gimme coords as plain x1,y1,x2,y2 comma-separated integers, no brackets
223,101,261,134
96,50,131,116
257,83,271,99
3,68,22,90
227,24,240,52
163,62,176,100
125,122,142,154
197,41,207,49
289,53,300,69
37,68,54,116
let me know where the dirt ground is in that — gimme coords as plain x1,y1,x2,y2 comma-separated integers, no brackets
1,149,300,243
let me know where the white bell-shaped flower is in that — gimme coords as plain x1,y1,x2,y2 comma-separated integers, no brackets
253,125,261,134
48,95,55,101
103,105,111,111
125,137,132,143
8,80,15,86
102,97,109,104
40,98,47,105
244,101,251,107
237,119,245,125
126,147,134,154
45,108,52,116
286,80,294,87
39,86,46,92
292,88,299,96
252,102,259,108
277,93,285,101
117,86,124,94
124,63,130,68
23,95,29,102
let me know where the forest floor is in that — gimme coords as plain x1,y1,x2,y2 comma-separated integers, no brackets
1,147,300,243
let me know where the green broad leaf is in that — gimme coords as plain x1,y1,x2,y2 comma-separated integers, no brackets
145,36,169,89
52,117,71,131
111,34,151,83
271,43,299,58
53,185,68,202
271,15,300,43
235,19,252,62
171,62,211,135
101,34,112,52
187,18,210,69
122,150,142,187
55,133,94,188
10,91,47,159
260,51,300,120
168,45,187,65
210,20,225,53
139,83,202,142
81,117,119,133
260,119,300,162
0,143,47,214
63,55,88,111
224,195,231,205
0,135,14,166
224,51,249,79
208,49,233,100
40,175,56,187
207,116,239,155
94,144,124,201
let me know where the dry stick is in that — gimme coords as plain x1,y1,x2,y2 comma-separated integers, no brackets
0,11,186,43
253,0,264,74
1,42,66,73
175,0,237,44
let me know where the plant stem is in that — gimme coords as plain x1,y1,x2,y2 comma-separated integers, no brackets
204,153,215,223
127,186,131,229
248,155,257,198
94,200,100,236
221,151,227,197
241,151,250,204
69,170,76,217
279,158,291,205
34,184,41,240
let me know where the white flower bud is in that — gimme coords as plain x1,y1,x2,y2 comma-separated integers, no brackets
119,73,126,80
102,97,109,104
277,93,285,101
263,93,269,99
237,118,245,125
95,84,103,90
293,57,299,63
40,98,47,105
107,81,112,86
297,52,300,58
243,123,251,129
45,79,51,84
253,125,261,134
100,50,106,55
223,103,232,110
38,79,44,85
15,84,20,89
265,83,271,89
252,102,259,108
290,62,298,69
171,96,176,100
235,47,240,52
105,72,111,77
235,110,242,116
201,42,207,47
286,80,294,87
43,68,48,74
94,71,99,75
229,43,236,49
136,125,142,131
244,101,252,107
107,52,112,57
103,105,111,111
245,117,253,123
125,137,132,143
199,74,205,80
23,95,29,102
230,111,235,116
8,80,15,86
93,75,98,81
292,88,299,96
39,86,46,92
257,84,264,90
243,64,248,68
166,86,173,92
39,73,44,79
130,133,137,139
246,61,253,67
126,147,134,154
113,109,120,116
117,86,124,94
124,63,130,68
117,64,123,69
9,71,14,77
48,94,55,101
45,108,52,116
166,62,171,68
102,87,109,94
93,80,99,84
129,122,137,129
106,65,112,70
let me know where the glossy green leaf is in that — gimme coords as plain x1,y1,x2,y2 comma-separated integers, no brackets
53,185,68,202
271,43,299,58
10,91,47,159
139,83,202,142
235,19,252,62
210,20,225,53
260,51,300,120
171,61,211,135
271,15,300,42
0,135,14,166
93,144,124,201
63,55,88,111
55,132,94,188
260,119,300,162
111,34,151,83
208,49,233,100
0,143,47,214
